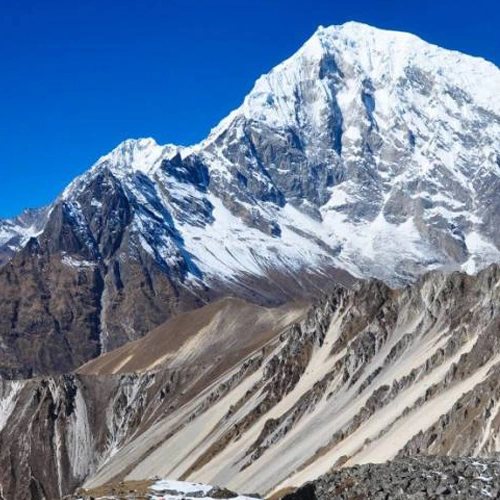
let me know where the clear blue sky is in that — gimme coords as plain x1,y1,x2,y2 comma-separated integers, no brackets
1,0,499,217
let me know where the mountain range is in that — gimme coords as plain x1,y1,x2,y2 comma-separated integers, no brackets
2,21,500,500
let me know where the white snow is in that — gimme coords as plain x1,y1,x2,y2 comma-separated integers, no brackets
62,255,96,269
150,479,212,495
462,233,500,274
0,381,23,433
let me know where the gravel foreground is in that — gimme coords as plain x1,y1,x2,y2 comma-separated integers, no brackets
282,457,500,500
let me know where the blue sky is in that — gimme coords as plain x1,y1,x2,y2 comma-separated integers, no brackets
1,0,499,217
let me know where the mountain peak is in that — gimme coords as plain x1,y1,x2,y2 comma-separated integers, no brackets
60,138,181,200
225,20,500,135
305,21,421,56
97,137,178,176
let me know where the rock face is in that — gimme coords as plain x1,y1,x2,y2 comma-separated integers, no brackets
284,456,500,500
0,299,306,500
0,373,155,500
0,240,104,378
0,172,214,377
2,22,500,377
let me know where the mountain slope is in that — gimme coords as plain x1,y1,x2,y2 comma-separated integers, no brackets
0,298,306,500
5,264,500,499
78,297,307,376
81,265,500,496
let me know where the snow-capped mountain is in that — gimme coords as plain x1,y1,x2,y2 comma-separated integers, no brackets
2,21,500,378
0,207,49,266
49,21,500,286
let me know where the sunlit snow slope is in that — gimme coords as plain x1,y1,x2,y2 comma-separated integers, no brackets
69,23,500,284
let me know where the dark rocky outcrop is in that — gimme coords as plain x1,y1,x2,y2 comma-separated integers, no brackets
284,457,500,500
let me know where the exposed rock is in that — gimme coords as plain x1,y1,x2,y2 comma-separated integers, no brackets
42,264,500,498
207,486,239,498
6,265,500,498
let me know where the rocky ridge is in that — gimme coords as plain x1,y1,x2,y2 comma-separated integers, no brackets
4,264,500,499
283,456,500,500
80,264,500,496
